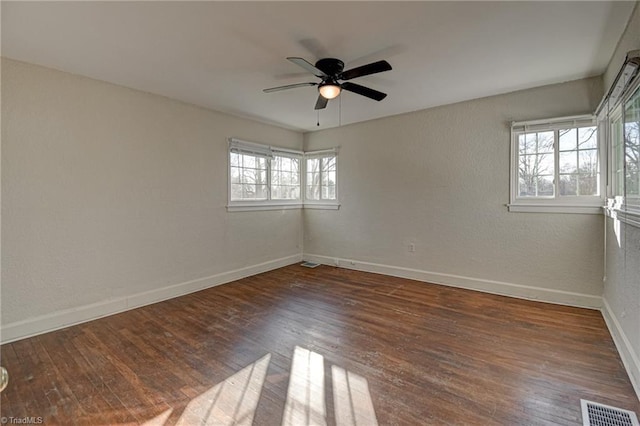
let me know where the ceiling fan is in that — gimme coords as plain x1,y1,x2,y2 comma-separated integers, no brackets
263,57,392,110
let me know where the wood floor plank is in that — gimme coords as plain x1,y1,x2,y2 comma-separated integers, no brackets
1,265,638,425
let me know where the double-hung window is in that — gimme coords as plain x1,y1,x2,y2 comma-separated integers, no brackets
624,83,640,210
227,138,338,211
229,139,302,210
602,71,640,226
509,115,603,213
599,51,640,226
271,149,302,201
305,150,338,207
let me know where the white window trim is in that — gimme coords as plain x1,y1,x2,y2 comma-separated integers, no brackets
508,115,605,214
603,74,640,227
226,139,340,211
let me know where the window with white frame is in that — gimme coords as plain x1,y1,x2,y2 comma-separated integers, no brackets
610,108,625,198
599,51,640,226
230,151,269,202
624,84,640,207
305,152,337,202
227,139,338,210
271,151,301,201
509,115,603,213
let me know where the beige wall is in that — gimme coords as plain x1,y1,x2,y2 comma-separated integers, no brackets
304,77,604,305
602,0,640,398
1,58,303,336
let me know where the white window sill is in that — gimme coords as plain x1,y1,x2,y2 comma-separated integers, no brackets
604,203,640,228
226,202,340,212
304,203,340,210
227,203,302,212
507,203,603,214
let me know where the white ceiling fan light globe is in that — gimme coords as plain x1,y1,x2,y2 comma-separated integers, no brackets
319,84,341,100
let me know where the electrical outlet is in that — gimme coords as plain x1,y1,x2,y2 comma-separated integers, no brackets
409,243,415,252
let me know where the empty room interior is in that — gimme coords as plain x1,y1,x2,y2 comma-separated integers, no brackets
2,1,640,425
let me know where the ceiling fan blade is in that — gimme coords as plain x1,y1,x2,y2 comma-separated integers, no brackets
315,95,328,110
263,82,317,93
287,57,327,78
341,82,387,101
340,60,392,81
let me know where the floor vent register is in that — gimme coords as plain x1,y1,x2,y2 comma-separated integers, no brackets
581,399,639,426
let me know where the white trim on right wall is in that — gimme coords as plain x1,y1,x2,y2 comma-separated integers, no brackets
303,253,602,309
602,297,640,400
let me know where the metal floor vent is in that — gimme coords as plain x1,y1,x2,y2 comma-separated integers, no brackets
300,261,320,268
581,399,639,426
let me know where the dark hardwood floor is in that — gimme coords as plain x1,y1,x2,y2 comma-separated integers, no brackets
1,265,638,425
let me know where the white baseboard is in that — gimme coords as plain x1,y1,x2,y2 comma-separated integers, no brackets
602,297,640,400
303,254,602,309
1,254,303,344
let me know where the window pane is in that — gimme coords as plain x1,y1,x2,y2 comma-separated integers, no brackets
230,152,240,167
559,152,577,173
231,184,243,200
537,176,554,196
306,185,319,200
280,157,291,171
519,177,535,197
537,132,554,153
322,156,336,171
578,126,597,149
271,186,281,199
326,171,336,186
578,149,598,175
306,157,321,201
230,151,269,201
625,86,640,198
518,132,554,197
230,166,241,183
307,158,320,173
326,185,336,200
243,155,255,168
520,134,536,155
536,153,554,175
559,175,577,196
271,156,301,201
559,128,576,151
611,115,624,196
578,174,598,196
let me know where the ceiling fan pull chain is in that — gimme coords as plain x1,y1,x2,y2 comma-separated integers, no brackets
317,110,320,127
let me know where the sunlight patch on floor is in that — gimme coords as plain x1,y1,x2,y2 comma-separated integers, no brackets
282,346,327,426
332,365,378,426
174,353,271,426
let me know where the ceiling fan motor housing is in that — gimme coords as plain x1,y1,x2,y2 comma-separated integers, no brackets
315,58,345,77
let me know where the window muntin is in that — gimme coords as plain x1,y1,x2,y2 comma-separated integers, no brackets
306,155,337,201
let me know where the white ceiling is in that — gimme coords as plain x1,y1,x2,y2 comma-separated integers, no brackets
1,1,635,132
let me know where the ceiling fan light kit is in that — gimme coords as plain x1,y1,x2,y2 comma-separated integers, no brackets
263,56,392,111
318,82,341,100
